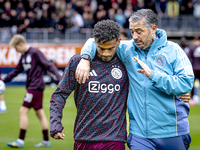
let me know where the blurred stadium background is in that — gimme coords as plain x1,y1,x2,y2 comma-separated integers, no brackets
1,0,200,149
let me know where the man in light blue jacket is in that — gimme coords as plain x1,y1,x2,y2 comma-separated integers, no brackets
76,9,194,150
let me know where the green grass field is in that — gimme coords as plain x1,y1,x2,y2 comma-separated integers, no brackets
0,86,200,150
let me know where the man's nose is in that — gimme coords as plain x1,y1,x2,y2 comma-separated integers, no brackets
132,33,138,39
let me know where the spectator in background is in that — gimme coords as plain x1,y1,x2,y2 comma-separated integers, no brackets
17,18,30,34
124,4,134,28
193,0,200,17
48,12,58,30
27,1,36,12
17,10,27,28
11,0,18,9
9,9,18,36
193,0,200,30
124,4,134,19
56,12,66,33
107,8,115,21
180,0,194,15
167,0,180,31
155,0,168,17
74,0,84,15
134,0,145,11
64,10,73,29
15,2,25,16
39,11,51,29
4,1,11,16
65,2,74,18
81,12,94,32
90,0,98,13
27,11,37,29
0,13,10,41
117,0,126,10
0,0,4,14
98,0,111,10
70,9,84,33
126,0,137,9
145,0,156,13
111,2,119,12
115,8,126,27
49,0,56,14
167,0,180,17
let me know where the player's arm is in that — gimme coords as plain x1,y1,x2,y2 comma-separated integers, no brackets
35,50,62,81
50,56,77,139
3,58,24,83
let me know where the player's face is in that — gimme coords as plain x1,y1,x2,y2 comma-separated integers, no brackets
14,43,26,53
95,38,120,61
129,20,157,50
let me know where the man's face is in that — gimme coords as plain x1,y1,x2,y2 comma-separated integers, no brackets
95,38,120,61
129,20,156,50
14,43,25,53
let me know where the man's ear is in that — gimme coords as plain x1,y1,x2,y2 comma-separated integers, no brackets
151,25,157,35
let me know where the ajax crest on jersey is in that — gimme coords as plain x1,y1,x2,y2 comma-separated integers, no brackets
0,80,6,94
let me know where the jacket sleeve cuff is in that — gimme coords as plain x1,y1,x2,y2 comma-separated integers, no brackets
149,70,155,80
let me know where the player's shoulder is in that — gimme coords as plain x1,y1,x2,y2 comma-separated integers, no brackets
69,54,81,64
70,54,81,60
28,47,42,55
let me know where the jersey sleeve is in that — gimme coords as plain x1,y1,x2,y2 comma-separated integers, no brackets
81,38,129,62
149,45,194,95
49,56,77,137
3,57,24,83
80,38,96,60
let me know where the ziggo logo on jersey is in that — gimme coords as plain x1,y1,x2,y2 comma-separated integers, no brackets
88,81,120,93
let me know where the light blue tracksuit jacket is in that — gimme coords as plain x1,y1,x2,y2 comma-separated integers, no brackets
81,29,194,138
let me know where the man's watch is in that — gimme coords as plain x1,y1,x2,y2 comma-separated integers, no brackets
81,54,91,61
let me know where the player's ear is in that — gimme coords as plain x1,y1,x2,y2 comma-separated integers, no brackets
117,38,121,46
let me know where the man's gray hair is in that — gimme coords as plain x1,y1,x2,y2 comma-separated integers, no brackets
129,9,158,30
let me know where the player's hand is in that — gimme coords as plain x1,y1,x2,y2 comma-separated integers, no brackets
179,93,191,103
54,130,65,140
134,57,151,77
76,59,90,84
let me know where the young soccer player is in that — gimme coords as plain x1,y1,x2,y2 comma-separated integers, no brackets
50,20,129,150
4,34,61,148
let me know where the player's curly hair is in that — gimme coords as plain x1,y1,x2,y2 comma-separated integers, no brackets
93,19,121,44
